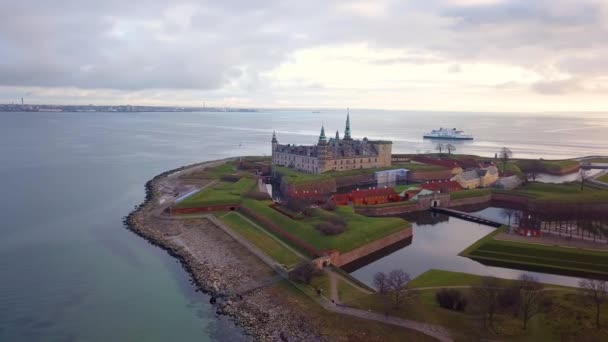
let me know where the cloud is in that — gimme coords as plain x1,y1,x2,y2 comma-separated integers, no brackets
0,0,607,106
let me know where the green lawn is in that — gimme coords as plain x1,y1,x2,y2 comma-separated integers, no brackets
409,269,507,288
460,227,608,277
275,163,446,185
590,158,608,163
274,281,437,341
220,212,301,268
348,269,605,342
450,188,491,200
500,181,608,203
514,159,579,175
241,199,408,253
597,174,608,183
393,183,421,193
392,162,448,171
174,178,256,208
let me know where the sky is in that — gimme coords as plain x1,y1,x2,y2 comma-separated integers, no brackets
1,0,607,112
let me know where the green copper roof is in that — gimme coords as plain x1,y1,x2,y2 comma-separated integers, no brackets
344,108,351,140
318,126,327,144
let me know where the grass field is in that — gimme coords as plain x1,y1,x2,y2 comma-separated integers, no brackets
450,188,491,200
409,269,507,288
500,181,608,203
539,159,579,174
590,158,608,163
460,227,608,277
174,178,256,208
241,199,408,253
347,269,607,341
220,212,301,268
597,174,608,183
272,281,437,341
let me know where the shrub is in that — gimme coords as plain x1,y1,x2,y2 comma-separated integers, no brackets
284,198,311,213
316,222,346,236
322,200,337,211
436,288,468,312
243,190,271,200
289,262,320,284
326,215,347,227
220,174,241,182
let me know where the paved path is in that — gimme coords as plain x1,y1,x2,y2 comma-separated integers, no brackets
328,271,340,303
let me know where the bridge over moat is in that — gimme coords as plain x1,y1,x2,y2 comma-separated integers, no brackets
431,207,502,227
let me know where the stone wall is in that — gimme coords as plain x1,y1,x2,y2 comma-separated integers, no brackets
329,227,413,267
354,193,451,216
408,169,453,181
354,202,422,216
280,178,337,197
448,194,493,208
170,203,239,214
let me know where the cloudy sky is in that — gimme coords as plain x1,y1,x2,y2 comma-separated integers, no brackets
1,0,607,111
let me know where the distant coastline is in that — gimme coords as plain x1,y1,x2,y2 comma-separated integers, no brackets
0,104,256,113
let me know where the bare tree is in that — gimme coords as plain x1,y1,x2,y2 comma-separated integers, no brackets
499,147,513,173
501,208,516,230
519,159,542,182
579,278,608,329
387,270,412,309
289,262,320,284
446,143,456,155
373,272,389,295
435,143,445,155
580,169,589,191
472,276,502,330
518,274,544,330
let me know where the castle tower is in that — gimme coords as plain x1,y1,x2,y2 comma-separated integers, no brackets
344,108,352,140
318,126,327,145
335,130,340,140
271,131,278,151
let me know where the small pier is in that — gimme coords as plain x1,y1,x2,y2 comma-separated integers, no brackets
431,207,502,227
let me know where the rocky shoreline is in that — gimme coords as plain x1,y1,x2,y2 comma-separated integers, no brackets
123,161,321,341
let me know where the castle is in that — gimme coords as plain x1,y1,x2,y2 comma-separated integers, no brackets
271,111,392,174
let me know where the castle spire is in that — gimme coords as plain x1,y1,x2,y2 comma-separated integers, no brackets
335,130,340,140
271,130,277,143
344,108,352,140
318,126,327,145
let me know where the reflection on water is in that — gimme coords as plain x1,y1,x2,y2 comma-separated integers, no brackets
342,237,413,273
536,170,602,183
349,209,584,287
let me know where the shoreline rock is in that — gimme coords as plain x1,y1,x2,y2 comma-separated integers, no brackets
123,160,320,341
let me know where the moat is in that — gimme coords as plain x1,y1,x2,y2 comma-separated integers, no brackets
348,207,583,288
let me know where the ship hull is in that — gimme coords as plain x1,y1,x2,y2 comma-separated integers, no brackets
423,135,474,140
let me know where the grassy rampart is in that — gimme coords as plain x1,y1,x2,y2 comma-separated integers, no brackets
220,212,301,268
174,178,256,208
460,227,608,277
241,199,408,253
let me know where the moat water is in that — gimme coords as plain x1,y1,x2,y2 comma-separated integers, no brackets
1,110,606,340
347,208,584,288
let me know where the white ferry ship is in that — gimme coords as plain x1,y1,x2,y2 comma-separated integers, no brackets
423,127,474,140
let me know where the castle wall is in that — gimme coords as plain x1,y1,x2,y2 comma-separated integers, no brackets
408,169,453,181
328,227,413,267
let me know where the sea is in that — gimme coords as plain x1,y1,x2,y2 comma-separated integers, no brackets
0,109,606,341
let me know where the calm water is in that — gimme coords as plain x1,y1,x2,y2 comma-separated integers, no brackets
349,210,583,288
0,110,606,340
